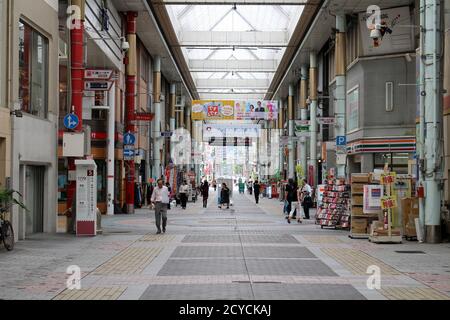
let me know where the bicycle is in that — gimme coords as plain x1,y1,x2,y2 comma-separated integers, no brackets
0,207,14,251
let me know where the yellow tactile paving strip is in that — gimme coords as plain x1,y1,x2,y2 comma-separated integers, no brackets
303,236,344,244
322,248,401,275
139,234,176,242
379,287,450,300
53,287,126,300
93,247,162,275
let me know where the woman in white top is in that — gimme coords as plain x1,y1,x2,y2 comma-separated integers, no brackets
300,179,312,219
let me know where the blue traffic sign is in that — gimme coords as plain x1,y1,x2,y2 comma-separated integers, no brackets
64,114,79,130
336,136,347,146
124,133,136,146
124,149,135,157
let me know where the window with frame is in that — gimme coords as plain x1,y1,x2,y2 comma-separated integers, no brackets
19,20,49,118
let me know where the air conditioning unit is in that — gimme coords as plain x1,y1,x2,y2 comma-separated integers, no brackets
59,38,68,60
175,96,185,107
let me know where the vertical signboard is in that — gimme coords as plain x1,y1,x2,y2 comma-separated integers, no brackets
75,160,97,236
347,86,359,133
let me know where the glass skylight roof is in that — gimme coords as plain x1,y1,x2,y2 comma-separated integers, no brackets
166,2,304,99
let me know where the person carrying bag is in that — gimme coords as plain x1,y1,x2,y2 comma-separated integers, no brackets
300,179,313,220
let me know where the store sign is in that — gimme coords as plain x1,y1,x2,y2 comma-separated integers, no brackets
381,196,398,210
203,124,260,141
134,113,154,121
317,117,336,125
75,160,97,237
85,81,113,91
235,100,278,120
381,172,397,185
84,69,113,80
192,100,278,120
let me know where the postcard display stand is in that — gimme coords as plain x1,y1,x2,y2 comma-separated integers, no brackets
316,178,350,229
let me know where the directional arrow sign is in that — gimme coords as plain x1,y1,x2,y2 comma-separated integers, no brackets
123,147,135,160
64,114,80,130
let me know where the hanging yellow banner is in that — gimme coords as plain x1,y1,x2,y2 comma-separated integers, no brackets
191,100,235,121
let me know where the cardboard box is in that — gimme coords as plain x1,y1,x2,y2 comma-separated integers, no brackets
352,195,364,206
351,183,365,194
352,174,372,183
351,219,368,234
352,206,364,215
372,228,401,236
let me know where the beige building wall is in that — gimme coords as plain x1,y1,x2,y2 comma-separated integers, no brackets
0,0,11,190
8,0,59,240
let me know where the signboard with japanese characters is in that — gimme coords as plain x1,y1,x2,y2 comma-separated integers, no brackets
75,160,97,237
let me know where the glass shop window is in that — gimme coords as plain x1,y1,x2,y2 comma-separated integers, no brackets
19,20,49,118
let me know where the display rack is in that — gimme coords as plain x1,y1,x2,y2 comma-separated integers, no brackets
349,173,380,239
316,178,350,230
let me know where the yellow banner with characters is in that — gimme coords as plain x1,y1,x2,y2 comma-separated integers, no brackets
191,100,235,121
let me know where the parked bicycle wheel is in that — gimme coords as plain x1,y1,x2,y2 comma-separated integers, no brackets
2,221,14,251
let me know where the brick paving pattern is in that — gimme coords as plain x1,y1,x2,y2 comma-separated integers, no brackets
1,190,449,300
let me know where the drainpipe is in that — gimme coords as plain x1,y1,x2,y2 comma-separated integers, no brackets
153,56,162,180
125,11,138,214
299,65,308,180
107,81,115,216
288,84,295,180
335,14,347,179
310,52,318,187
421,0,443,243
67,0,85,212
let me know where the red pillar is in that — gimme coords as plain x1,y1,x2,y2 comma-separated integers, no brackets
125,12,138,214
67,5,85,211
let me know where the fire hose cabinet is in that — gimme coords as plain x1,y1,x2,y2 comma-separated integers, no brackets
75,160,97,237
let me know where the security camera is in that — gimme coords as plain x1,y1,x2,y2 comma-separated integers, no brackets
121,38,130,52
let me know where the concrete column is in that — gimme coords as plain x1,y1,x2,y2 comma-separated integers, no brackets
309,52,318,187
299,65,308,180
107,82,116,216
153,56,162,180
443,0,450,209
288,85,295,180
420,0,443,243
169,84,176,165
335,14,347,179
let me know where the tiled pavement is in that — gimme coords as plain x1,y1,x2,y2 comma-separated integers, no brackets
0,190,450,300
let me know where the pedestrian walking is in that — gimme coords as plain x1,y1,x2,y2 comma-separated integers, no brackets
213,180,217,192
146,182,154,208
253,180,261,204
247,180,253,195
179,180,189,210
220,183,230,209
150,179,170,234
300,179,313,219
285,178,298,223
201,180,209,208
286,179,300,224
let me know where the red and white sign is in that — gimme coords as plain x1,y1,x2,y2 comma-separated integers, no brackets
134,113,155,121
207,105,219,117
85,69,113,80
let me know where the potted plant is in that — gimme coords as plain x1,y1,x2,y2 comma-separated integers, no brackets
0,189,27,251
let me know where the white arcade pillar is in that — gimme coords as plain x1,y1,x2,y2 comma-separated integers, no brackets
300,65,308,180
335,14,347,179
153,56,162,180
309,52,318,187
288,84,295,180
107,82,115,216
420,0,443,243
